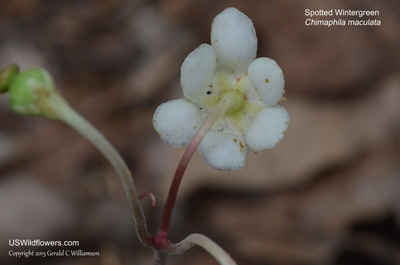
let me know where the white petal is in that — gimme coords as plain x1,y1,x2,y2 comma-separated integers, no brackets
199,131,249,171
245,106,289,152
153,98,202,147
248,57,285,106
181,44,216,102
211,7,257,73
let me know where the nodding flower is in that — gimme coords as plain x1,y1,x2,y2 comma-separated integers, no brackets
153,7,289,171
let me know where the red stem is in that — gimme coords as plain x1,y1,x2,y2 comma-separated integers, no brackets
156,120,212,239
155,101,228,244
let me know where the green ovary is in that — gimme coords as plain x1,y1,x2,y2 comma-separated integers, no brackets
221,90,244,114
199,71,264,134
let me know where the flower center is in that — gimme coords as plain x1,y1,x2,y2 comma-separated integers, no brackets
196,71,266,134
220,90,245,115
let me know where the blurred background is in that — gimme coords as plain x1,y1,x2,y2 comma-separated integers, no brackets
0,0,399,264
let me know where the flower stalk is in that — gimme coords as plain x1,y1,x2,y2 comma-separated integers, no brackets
58,103,153,247
157,233,237,265
156,91,244,240
176,234,237,265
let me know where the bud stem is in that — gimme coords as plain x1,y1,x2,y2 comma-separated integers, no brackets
56,102,152,247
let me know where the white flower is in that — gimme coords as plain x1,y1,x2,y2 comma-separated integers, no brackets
153,7,289,171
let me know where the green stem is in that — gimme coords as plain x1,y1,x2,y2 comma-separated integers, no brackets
153,250,168,265
56,101,152,247
170,234,237,265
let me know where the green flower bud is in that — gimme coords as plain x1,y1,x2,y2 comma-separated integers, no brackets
8,68,68,120
0,64,19,93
